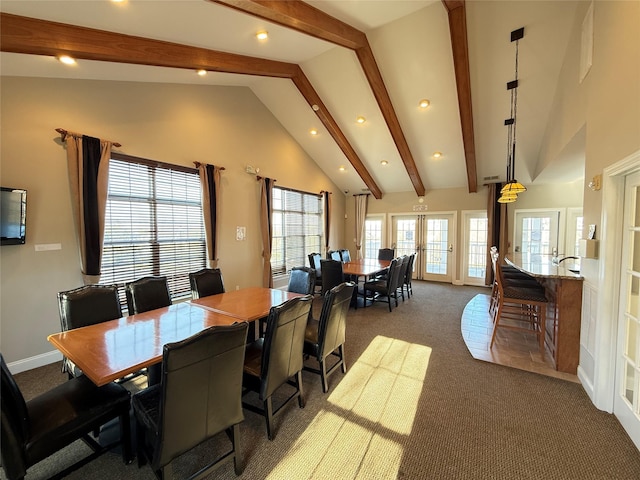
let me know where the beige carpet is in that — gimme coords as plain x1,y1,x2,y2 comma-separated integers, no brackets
4,281,640,479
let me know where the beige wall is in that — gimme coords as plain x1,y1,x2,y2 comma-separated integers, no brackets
0,77,345,366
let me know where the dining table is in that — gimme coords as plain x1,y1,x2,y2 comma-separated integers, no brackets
47,302,239,387
341,259,391,308
189,286,306,338
47,287,306,386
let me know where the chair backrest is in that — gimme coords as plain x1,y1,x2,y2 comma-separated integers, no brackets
287,267,316,295
339,249,351,262
125,276,171,315
0,354,30,480
155,322,249,470
398,255,410,287
189,268,225,299
320,259,344,296
260,296,313,399
383,258,399,290
328,250,342,262
308,253,322,275
405,253,415,283
391,257,404,290
378,248,395,261
57,284,122,332
317,282,355,361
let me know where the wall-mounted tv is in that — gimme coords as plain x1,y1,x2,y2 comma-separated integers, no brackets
1,187,27,245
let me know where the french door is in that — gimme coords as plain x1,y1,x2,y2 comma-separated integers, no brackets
392,213,455,283
614,170,640,447
514,209,562,256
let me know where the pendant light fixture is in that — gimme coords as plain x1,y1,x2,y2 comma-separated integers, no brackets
499,27,526,203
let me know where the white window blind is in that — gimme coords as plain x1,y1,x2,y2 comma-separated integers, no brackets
271,187,322,275
100,153,206,303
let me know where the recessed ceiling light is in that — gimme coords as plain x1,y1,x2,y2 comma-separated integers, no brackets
433,151,442,158
256,30,268,41
380,160,389,166
356,116,366,124
419,99,430,108
339,165,346,171
58,55,76,65
309,128,318,136
196,69,207,76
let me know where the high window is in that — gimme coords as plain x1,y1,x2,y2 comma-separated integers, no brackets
100,153,206,302
271,186,322,275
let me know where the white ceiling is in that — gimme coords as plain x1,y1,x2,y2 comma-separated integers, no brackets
0,0,585,196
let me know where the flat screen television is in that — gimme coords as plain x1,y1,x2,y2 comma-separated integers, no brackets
1,187,27,245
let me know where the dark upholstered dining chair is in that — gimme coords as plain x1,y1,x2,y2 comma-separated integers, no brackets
189,268,225,299
57,284,123,378
242,295,313,440
308,252,323,294
404,253,415,298
125,276,172,315
304,282,355,392
125,276,172,386
320,259,344,296
339,249,352,262
364,257,401,312
287,266,316,295
132,323,249,479
328,250,343,262
0,354,132,480
378,248,395,261
396,255,410,302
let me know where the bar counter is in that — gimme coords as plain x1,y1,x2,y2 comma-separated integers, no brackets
505,253,583,374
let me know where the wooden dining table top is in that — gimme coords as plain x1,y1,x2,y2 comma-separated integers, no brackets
47,302,240,387
342,259,390,277
188,286,305,321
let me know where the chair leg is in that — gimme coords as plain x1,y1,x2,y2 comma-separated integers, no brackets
319,359,328,393
297,370,305,408
538,305,546,354
136,419,147,468
232,423,243,475
339,344,347,374
264,397,275,441
119,410,132,465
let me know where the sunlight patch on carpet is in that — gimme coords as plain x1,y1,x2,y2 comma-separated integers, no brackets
266,336,431,479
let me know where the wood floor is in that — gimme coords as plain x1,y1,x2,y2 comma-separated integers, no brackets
461,293,579,383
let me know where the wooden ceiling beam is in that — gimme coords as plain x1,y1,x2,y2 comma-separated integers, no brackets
212,0,366,50
442,0,478,193
292,67,382,199
0,12,382,198
213,0,426,196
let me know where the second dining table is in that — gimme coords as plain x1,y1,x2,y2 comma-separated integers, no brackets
341,259,391,308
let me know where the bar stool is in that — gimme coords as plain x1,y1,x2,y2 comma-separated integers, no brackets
490,252,548,353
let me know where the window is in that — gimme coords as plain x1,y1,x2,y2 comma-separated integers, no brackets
271,186,322,275
364,216,384,259
100,153,206,303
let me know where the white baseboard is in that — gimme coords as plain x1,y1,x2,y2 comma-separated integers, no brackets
452,279,464,286
577,365,599,409
7,350,63,375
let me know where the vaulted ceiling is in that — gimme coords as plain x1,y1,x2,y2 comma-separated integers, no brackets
0,0,583,199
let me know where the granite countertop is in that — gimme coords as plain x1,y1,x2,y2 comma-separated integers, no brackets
505,253,583,280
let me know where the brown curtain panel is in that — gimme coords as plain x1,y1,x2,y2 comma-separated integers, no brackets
323,191,331,258
354,194,368,260
198,163,221,268
260,177,274,288
65,133,112,284
485,183,509,286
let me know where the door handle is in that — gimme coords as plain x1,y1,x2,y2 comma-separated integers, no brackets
448,244,453,252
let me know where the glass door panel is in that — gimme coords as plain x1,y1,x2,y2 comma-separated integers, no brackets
615,170,640,447
421,213,454,283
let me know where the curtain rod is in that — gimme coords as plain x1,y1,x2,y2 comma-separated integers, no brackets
256,176,276,182
193,161,225,170
55,128,121,147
